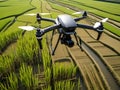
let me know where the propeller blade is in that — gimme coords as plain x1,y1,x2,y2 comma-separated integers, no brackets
72,11,83,15
24,13,51,16
93,22,101,28
40,13,51,15
18,26,35,31
101,18,108,22
94,18,108,28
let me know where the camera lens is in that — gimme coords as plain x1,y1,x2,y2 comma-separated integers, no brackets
66,40,74,47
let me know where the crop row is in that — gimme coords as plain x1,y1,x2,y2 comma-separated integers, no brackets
79,63,108,90
0,30,22,54
0,0,34,19
0,18,14,32
54,0,120,22
0,31,41,90
71,0,120,16
49,0,120,36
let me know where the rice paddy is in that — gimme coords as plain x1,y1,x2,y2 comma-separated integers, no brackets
0,0,120,90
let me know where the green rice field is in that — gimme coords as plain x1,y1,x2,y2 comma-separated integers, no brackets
0,0,120,90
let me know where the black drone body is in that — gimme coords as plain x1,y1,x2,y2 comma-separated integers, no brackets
19,11,108,55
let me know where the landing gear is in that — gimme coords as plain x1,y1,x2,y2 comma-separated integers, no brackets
50,30,83,55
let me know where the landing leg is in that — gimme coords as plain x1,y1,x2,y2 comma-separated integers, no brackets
74,32,83,51
51,34,62,55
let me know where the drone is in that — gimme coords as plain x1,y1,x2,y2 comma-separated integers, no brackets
19,11,108,55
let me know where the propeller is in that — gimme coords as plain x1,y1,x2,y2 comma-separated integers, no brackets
93,18,108,40
18,26,36,31
72,11,83,15
24,13,51,16
93,18,108,28
18,25,43,49
73,11,87,18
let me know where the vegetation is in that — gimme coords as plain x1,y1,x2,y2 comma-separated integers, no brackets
0,0,35,19
19,63,39,89
54,0,120,22
50,0,120,36
0,0,120,89
0,17,14,31
104,23,120,36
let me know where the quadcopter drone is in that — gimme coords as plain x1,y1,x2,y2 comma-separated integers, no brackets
19,11,108,55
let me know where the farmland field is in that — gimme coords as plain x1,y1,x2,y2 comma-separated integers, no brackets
0,0,120,90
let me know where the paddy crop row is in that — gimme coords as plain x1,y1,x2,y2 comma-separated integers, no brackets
80,63,107,90
54,0,120,22
0,31,41,90
0,30,22,54
49,0,120,36
0,17,14,31
0,0,35,19
67,44,110,90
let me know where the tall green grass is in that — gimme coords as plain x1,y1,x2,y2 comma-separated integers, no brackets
19,63,39,90
53,63,77,81
0,72,18,90
16,31,40,65
0,55,15,77
104,23,120,36
0,30,22,53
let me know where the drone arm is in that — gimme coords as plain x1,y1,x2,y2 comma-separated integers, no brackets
41,18,55,23
36,24,60,49
77,24,95,30
74,17,86,22
77,23,104,40
74,11,87,22
42,24,60,35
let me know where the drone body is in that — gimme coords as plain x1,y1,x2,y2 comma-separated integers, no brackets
55,14,77,48
19,11,108,55
56,14,77,29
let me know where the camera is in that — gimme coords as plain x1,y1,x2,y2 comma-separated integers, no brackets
61,34,74,47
